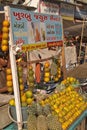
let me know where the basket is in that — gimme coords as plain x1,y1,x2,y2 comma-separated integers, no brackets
8,105,28,129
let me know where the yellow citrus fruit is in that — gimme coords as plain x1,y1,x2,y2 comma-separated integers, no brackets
2,27,9,33
25,90,33,98
6,68,12,74
58,69,61,74
2,33,9,40
9,99,15,106
26,98,33,105
54,77,59,82
1,45,8,52
8,87,13,93
58,74,61,78
19,84,24,91
69,77,74,82
21,95,27,102
19,78,23,84
1,39,8,45
6,74,12,81
3,20,10,27
17,66,23,72
44,72,50,77
44,77,50,82
7,80,13,87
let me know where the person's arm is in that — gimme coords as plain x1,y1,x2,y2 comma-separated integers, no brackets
0,86,7,93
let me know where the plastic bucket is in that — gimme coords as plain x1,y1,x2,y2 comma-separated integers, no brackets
8,106,28,129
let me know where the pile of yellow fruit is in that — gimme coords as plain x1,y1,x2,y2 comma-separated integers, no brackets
40,86,87,130
1,20,10,52
9,90,34,107
61,77,79,87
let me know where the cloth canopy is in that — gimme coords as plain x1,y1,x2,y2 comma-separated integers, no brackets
63,20,87,37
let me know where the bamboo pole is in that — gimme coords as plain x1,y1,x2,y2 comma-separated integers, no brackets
4,6,23,130
61,18,67,79
78,20,85,63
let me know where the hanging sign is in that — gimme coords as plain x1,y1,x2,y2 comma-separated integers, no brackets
75,6,87,20
10,7,63,51
60,3,74,20
38,0,59,15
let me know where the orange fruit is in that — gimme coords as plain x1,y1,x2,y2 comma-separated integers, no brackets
3,20,10,27
9,98,15,106
2,27,9,33
44,61,50,68
19,84,24,91
6,68,12,74
8,87,13,93
1,45,8,52
7,80,13,87
1,39,8,45
6,74,12,81
2,33,9,40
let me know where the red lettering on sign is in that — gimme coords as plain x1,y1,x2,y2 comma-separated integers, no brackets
13,12,32,21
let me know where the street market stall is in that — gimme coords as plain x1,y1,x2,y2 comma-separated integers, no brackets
0,2,87,130
0,4,64,130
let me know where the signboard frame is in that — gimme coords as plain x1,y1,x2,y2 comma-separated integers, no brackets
9,7,63,51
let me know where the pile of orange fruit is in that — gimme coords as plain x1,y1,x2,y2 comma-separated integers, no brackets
1,20,10,52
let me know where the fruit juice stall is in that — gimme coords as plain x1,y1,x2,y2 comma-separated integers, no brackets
0,3,87,130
